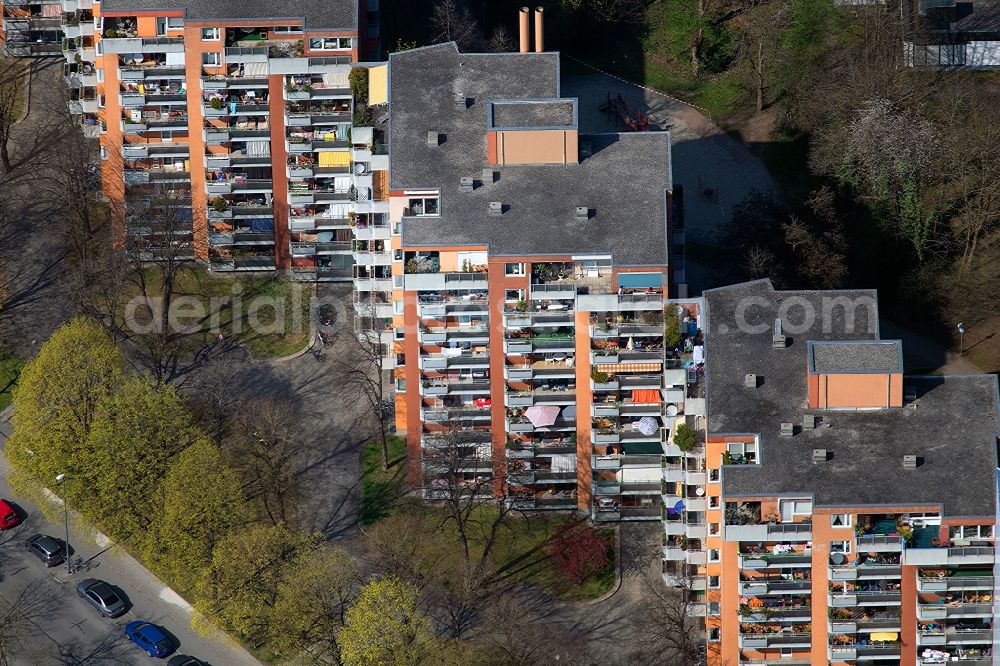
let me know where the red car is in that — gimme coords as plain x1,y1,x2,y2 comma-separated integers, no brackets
0,499,21,529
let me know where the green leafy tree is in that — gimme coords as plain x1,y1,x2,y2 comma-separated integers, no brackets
673,422,698,452
147,438,253,594
269,545,359,662
664,305,683,348
196,524,316,647
81,377,199,545
338,577,439,666
6,318,127,507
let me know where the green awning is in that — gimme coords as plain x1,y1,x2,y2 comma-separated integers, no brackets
622,441,662,455
617,272,663,289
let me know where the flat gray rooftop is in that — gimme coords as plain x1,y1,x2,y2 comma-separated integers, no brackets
490,99,576,129
389,43,672,266
809,340,903,374
100,0,357,30
706,280,999,519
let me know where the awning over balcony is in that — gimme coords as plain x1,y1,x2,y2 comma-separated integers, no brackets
631,389,660,403
596,362,661,373
617,272,662,289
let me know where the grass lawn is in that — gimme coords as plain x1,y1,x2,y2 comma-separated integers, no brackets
0,350,23,411
132,267,313,359
442,507,617,602
361,436,407,525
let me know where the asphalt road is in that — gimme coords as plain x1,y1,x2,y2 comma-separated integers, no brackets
0,434,258,665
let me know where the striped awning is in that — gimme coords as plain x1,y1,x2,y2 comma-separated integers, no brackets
596,362,661,374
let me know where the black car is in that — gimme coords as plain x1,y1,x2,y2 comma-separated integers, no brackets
76,578,127,617
25,534,65,567
167,656,208,666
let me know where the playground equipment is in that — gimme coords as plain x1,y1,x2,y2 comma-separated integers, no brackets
600,92,651,131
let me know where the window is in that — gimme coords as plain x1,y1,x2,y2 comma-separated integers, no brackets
708,548,720,562
831,514,852,528
709,495,720,508
709,522,719,536
393,327,404,341
505,262,525,276
708,575,720,589
407,197,438,216
708,602,720,616
201,27,220,40
166,17,184,30
395,379,406,392
393,300,404,315
707,627,720,642
831,540,851,554
310,37,352,50
100,146,108,160
952,525,994,541
505,289,524,302
779,499,813,518
201,52,221,66
708,469,720,482
273,25,303,34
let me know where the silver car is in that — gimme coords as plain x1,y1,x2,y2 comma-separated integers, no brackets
76,578,127,618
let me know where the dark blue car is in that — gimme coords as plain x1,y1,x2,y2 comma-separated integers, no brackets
124,620,175,658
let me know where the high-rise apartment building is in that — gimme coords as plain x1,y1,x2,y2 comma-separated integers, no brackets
661,279,999,666
2,0,65,56
350,34,682,519
41,0,382,278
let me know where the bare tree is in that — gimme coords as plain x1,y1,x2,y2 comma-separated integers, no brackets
429,0,482,51
340,294,393,471
638,574,705,666
228,397,314,526
484,26,513,53
72,175,203,383
0,580,62,666
474,593,596,665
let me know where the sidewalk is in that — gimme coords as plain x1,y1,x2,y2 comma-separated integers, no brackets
0,413,261,665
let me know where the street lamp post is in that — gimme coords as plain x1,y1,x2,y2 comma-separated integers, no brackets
958,322,966,356
55,473,70,574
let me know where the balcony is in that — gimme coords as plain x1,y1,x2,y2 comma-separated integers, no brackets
739,633,812,649
918,629,993,646
739,578,812,596
828,590,902,607
917,602,993,620
739,552,813,569
904,546,995,566
420,407,491,423
829,645,901,661
104,36,185,54
421,379,491,396
857,534,905,552
224,46,268,62
725,522,813,542
918,575,993,592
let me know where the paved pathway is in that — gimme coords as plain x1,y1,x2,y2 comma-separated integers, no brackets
563,71,779,258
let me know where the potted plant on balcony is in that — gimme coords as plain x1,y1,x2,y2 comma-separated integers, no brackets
211,196,229,213
590,368,610,384
210,97,224,110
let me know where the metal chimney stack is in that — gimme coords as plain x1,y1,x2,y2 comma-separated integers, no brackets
519,7,530,53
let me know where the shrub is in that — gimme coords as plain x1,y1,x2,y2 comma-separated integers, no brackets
673,422,697,451
664,305,682,347
348,67,369,106
211,196,228,213
590,368,610,384
547,524,611,585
